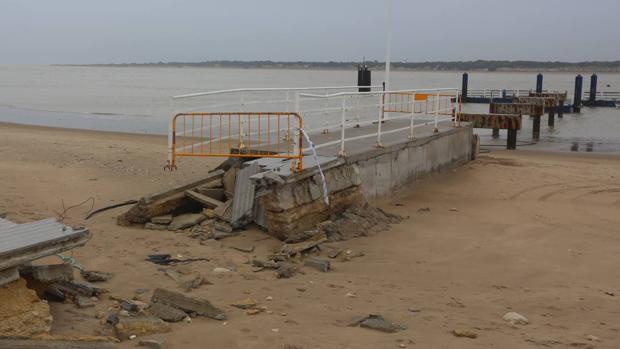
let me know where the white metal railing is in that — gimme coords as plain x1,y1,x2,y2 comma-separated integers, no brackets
296,88,459,155
167,86,458,165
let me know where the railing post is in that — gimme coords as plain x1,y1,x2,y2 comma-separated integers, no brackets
339,97,347,156
409,93,416,139
376,90,384,147
323,89,329,134
166,97,175,169
285,91,290,112
433,92,440,133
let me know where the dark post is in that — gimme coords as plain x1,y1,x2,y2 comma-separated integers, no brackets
558,98,564,118
492,128,500,138
532,115,541,139
461,72,469,102
573,75,583,112
589,73,598,104
536,73,543,93
548,107,555,127
507,128,517,150
501,89,507,99
357,65,371,92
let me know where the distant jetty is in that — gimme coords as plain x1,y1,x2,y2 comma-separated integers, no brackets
57,60,620,72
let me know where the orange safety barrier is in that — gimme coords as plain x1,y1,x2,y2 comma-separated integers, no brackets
382,92,457,114
167,112,303,172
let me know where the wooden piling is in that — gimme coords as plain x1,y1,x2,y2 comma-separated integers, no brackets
532,115,541,139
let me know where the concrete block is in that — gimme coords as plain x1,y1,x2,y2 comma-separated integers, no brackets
22,263,74,283
374,154,392,198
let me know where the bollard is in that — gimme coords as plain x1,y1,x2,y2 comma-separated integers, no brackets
589,73,597,104
536,73,543,93
573,75,583,112
548,107,555,127
532,115,541,139
357,65,371,92
492,128,500,138
507,128,517,150
461,73,469,102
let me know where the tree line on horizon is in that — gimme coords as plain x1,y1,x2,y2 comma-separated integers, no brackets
80,60,620,72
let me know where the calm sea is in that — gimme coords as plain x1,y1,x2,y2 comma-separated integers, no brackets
0,65,619,152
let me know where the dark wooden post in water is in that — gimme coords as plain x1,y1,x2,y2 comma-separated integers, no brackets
461,73,469,102
536,73,543,93
532,115,541,139
548,108,555,127
357,65,371,92
573,74,583,113
589,73,597,105
507,127,517,150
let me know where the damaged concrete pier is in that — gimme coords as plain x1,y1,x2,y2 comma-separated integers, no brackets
120,87,473,240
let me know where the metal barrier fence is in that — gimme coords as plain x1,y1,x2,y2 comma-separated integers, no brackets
166,112,303,171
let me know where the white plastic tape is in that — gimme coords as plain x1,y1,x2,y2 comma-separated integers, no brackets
300,128,330,206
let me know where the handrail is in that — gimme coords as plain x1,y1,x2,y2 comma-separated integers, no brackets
173,85,382,100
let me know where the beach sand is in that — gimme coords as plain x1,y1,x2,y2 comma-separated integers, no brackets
1,122,619,348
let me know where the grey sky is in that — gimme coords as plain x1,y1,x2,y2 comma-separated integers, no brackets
1,0,618,64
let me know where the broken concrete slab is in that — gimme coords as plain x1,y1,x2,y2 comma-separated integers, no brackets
0,340,117,349
196,187,226,201
167,214,206,231
75,296,95,309
114,316,171,340
148,302,187,322
80,270,112,283
185,190,225,209
47,280,104,298
231,298,259,310
0,267,19,285
304,258,331,272
150,215,173,225
21,263,74,283
214,199,233,223
280,233,327,257
150,288,226,320
229,245,255,253
118,170,224,225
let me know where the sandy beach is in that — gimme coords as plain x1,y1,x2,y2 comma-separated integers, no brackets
1,121,620,348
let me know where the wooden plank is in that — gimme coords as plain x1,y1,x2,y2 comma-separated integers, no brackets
184,190,224,209
457,113,522,130
143,170,224,204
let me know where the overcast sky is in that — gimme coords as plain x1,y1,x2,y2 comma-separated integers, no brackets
1,0,618,64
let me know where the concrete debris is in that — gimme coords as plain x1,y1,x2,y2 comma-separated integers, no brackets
317,203,403,241
144,223,168,231
229,244,255,253
502,312,529,325
150,215,173,225
21,263,74,283
251,259,279,269
213,199,233,223
47,280,105,299
167,214,206,231
231,298,259,309
276,263,297,279
327,249,343,259
114,317,171,340
304,258,331,272
214,221,233,233
81,270,112,283
75,296,96,309
185,190,225,209
350,314,404,333
148,302,187,323
452,329,478,339
196,188,226,201
230,162,259,228
138,339,164,349
150,288,226,321
118,170,224,225
178,274,211,292
212,267,232,273
280,233,327,257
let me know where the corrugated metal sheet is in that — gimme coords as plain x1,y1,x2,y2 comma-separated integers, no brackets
0,218,17,230
231,162,259,228
0,218,88,257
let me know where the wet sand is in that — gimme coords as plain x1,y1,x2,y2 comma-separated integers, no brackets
1,122,620,348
